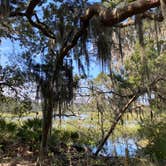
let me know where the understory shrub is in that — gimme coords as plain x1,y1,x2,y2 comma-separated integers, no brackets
0,118,17,141
16,118,42,149
138,115,166,162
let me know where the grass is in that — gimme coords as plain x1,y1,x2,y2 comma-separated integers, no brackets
0,111,42,119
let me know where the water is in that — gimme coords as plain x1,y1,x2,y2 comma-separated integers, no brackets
4,113,88,121
53,113,88,121
92,137,137,157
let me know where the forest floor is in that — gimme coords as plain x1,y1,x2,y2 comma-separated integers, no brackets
0,141,134,166
1,141,165,166
0,142,37,166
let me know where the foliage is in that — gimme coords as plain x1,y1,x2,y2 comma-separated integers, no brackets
16,118,42,149
48,129,81,146
125,42,166,87
0,65,25,95
0,65,32,115
124,42,166,111
0,96,32,116
138,114,166,161
0,118,17,142
15,117,93,149
102,0,135,8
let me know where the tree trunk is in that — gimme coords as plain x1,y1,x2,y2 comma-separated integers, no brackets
40,99,53,158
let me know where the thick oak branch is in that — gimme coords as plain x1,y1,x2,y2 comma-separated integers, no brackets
59,0,161,61
10,0,161,55
55,0,161,75
81,0,160,26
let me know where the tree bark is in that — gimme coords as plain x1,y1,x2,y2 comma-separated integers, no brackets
81,0,160,26
40,99,53,158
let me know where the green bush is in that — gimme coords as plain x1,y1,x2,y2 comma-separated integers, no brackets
16,118,42,148
49,129,80,146
138,115,166,161
0,118,17,152
0,118,17,141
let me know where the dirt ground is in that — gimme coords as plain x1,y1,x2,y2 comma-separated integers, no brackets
1,142,157,166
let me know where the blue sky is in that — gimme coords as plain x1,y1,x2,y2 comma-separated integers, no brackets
0,37,106,77
0,39,12,66
0,38,22,66
0,38,106,78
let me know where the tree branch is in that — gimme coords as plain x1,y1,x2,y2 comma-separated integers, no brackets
81,0,160,26
8,0,163,80
9,0,161,58
57,0,161,68
26,0,40,16
78,86,133,98
10,0,56,40
95,94,138,156
142,11,164,21
27,15,56,40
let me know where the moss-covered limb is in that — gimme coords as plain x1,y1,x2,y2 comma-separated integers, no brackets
9,0,162,61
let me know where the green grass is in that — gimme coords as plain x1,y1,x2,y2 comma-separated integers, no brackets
0,111,42,119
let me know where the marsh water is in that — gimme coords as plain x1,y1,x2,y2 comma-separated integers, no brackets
92,138,137,156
